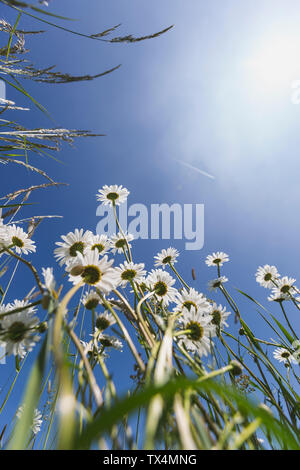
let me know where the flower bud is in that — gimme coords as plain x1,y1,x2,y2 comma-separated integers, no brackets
70,265,84,276
38,322,48,333
230,360,243,376
42,294,51,310
259,403,273,417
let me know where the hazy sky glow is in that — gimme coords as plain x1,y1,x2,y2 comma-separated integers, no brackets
1,0,300,431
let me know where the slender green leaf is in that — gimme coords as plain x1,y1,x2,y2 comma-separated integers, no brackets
8,336,48,449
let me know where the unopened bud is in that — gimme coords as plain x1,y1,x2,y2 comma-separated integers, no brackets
42,294,51,310
230,360,243,376
259,403,273,417
96,316,110,331
70,265,84,276
38,322,48,333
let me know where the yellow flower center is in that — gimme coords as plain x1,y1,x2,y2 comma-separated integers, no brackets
186,321,204,341
154,281,168,296
69,241,84,257
12,236,24,248
81,265,101,285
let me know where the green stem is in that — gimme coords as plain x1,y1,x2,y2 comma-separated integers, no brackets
98,292,146,372
279,302,298,340
169,263,190,289
4,248,43,294
112,202,132,262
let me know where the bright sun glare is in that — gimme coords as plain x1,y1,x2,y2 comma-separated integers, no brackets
245,34,300,94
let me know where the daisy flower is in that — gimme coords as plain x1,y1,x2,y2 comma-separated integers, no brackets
275,276,297,296
177,307,215,356
268,290,290,302
292,339,300,350
81,291,101,310
87,233,110,255
0,300,40,359
208,303,231,330
205,251,229,267
16,406,43,435
42,267,56,295
147,269,177,306
268,277,297,302
32,409,43,435
292,349,300,365
273,347,297,365
80,340,108,358
0,217,8,248
255,265,280,289
95,312,116,331
99,296,122,311
207,276,228,292
54,228,93,266
67,251,116,294
4,224,36,255
96,185,129,206
154,247,179,268
114,261,146,287
97,333,123,351
110,232,134,255
174,288,210,315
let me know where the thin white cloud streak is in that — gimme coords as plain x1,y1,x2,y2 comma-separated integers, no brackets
175,159,215,180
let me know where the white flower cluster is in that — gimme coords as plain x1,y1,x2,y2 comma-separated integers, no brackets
52,187,142,295
0,217,43,359
16,406,43,435
4,184,296,370
255,266,300,366
255,265,299,302
205,251,229,292
50,186,232,357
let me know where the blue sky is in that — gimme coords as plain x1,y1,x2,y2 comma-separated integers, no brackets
1,0,300,443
